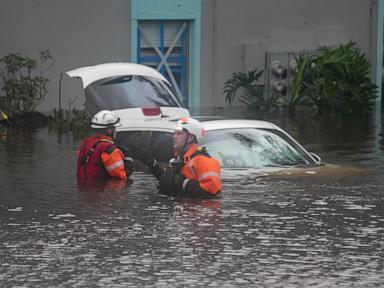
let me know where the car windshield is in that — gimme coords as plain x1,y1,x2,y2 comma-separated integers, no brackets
201,128,314,168
84,75,181,114
117,128,315,169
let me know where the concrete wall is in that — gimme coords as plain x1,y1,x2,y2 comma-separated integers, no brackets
200,0,374,114
0,0,377,114
0,0,131,112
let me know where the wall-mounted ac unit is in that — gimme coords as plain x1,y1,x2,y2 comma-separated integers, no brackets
265,50,319,101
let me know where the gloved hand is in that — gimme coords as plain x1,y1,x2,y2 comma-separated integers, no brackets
129,146,155,167
169,157,184,172
140,149,156,167
124,156,134,178
117,144,131,157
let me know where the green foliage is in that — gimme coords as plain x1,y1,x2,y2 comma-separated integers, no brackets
290,42,377,117
223,69,266,110
289,55,311,114
70,109,91,132
49,108,91,136
0,50,53,117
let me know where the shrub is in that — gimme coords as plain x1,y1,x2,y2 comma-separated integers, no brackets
0,50,53,117
291,42,377,117
223,69,266,110
49,108,91,137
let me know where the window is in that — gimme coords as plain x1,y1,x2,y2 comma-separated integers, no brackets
137,20,189,107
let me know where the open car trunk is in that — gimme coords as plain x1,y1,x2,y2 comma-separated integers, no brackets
66,63,190,120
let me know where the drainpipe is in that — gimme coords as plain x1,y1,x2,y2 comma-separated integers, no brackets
375,0,383,122
213,0,218,115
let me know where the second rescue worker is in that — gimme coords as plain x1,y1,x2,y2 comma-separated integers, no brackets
76,110,131,181
140,117,222,198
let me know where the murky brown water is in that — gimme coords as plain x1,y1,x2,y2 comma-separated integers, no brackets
0,115,383,287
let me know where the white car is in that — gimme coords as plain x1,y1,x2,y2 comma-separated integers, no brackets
67,63,321,169
115,115,321,169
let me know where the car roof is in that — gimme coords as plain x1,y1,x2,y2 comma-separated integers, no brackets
117,118,281,133
202,119,280,131
66,62,169,89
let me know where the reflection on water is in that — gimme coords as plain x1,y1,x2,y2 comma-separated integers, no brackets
0,116,384,287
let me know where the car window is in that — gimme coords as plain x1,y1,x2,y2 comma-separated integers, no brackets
147,132,174,162
84,75,181,114
201,128,313,168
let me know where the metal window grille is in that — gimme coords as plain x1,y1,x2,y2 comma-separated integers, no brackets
137,20,189,106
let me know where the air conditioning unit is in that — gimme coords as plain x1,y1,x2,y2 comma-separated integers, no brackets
265,50,319,101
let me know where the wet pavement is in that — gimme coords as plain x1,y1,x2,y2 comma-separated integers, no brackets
0,115,383,287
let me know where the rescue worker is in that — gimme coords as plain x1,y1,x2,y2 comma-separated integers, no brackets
137,117,222,198
76,110,131,181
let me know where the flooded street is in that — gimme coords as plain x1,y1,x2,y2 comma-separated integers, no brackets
0,116,383,287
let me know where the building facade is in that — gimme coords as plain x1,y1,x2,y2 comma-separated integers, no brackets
0,0,382,116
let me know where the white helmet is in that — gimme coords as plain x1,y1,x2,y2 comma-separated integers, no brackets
175,117,205,142
90,110,121,129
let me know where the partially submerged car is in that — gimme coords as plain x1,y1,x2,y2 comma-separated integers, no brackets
115,116,322,169
67,62,321,171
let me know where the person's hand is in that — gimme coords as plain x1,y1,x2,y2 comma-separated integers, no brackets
117,144,131,157
124,156,133,178
139,149,155,167
128,145,155,167
169,157,184,171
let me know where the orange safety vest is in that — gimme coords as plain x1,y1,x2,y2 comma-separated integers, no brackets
179,143,221,195
77,135,127,180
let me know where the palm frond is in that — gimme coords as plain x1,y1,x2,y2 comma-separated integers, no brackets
223,68,265,109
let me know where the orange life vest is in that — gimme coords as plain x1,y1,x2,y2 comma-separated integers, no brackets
77,135,127,180
179,143,221,195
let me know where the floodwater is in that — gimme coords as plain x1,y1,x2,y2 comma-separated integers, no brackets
0,115,383,287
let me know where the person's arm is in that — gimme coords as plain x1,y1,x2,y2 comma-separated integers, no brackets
131,146,164,180
101,148,127,180
116,144,133,178
176,175,218,198
123,156,134,178
147,159,164,180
